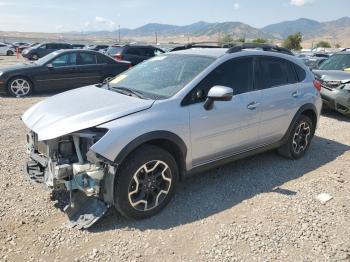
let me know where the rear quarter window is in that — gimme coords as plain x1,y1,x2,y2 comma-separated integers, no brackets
294,64,307,82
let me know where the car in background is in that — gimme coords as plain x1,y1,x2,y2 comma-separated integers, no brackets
86,44,109,52
313,51,350,116
20,42,40,53
12,42,30,48
0,49,131,97
22,43,73,60
0,43,16,56
72,44,86,49
106,44,165,66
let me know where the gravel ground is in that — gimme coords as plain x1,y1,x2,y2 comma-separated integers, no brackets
0,56,349,261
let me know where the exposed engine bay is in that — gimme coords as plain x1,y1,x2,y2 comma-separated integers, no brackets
25,128,113,229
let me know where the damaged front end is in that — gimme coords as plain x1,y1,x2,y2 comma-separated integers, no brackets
25,128,114,229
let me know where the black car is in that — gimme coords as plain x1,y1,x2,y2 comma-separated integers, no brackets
106,45,165,66
0,50,131,97
22,43,72,60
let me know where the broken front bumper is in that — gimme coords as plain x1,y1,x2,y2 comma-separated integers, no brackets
321,86,350,115
25,130,112,229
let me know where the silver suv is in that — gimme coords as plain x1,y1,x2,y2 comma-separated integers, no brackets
22,44,322,228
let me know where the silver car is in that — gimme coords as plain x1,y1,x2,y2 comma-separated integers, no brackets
313,51,350,116
22,45,322,228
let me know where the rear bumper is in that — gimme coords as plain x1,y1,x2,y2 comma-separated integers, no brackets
321,88,350,115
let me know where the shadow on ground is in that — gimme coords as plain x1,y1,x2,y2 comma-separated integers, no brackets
83,136,349,232
322,109,350,122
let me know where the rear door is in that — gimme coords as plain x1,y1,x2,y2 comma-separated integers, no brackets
74,52,102,87
188,57,262,166
256,56,300,144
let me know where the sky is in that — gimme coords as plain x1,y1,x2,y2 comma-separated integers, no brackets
0,0,349,32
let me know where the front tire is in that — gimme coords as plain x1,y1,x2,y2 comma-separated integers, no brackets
278,115,314,159
114,144,179,219
7,77,33,97
6,50,14,56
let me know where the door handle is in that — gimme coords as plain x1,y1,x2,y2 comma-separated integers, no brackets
247,101,260,110
292,90,300,98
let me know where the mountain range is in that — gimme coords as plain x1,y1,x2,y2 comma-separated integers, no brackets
2,17,350,47
77,17,350,42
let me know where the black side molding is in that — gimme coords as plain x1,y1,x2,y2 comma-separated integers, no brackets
114,131,187,165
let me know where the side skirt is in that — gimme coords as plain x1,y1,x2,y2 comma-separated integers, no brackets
186,141,283,176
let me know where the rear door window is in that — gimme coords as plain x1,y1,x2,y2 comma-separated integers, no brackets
78,53,97,65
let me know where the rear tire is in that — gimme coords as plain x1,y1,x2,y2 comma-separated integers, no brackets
114,144,179,220
278,115,314,159
6,50,14,56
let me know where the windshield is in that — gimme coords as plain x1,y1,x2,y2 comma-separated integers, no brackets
34,52,59,65
109,54,215,99
319,53,350,70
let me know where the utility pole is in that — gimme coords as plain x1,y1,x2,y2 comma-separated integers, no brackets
118,25,121,43
155,32,158,45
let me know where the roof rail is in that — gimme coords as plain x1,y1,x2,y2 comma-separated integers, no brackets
226,43,294,56
170,42,231,52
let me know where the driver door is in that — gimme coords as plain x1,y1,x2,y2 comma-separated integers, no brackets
34,52,79,90
187,57,262,167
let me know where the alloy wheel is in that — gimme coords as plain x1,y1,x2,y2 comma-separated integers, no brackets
10,79,31,97
292,122,311,154
128,160,172,211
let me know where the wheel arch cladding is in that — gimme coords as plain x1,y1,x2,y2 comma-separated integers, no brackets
283,103,318,143
114,131,187,180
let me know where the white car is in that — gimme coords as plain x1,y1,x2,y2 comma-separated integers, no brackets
0,43,15,56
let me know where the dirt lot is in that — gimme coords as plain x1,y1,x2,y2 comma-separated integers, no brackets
0,56,349,261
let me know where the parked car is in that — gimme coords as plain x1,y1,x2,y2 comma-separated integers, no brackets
21,44,322,228
72,44,86,49
0,43,16,56
12,42,30,47
0,49,130,97
22,43,72,60
20,42,39,53
313,51,350,116
106,44,165,65
86,44,109,51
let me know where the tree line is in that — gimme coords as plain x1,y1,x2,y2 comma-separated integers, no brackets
218,32,340,50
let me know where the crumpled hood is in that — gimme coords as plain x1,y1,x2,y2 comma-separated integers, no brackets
22,86,154,141
313,70,350,83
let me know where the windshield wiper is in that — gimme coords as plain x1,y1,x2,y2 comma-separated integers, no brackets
110,86,147,99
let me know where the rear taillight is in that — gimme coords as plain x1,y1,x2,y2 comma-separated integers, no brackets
313,80,321,92
114,53,123,60
128,63,132,69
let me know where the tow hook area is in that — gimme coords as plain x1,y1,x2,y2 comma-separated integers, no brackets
64,191,109,229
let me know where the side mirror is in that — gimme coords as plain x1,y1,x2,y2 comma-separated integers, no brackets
204,86,233,110
46,63,54,69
